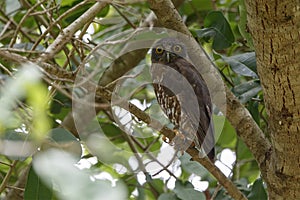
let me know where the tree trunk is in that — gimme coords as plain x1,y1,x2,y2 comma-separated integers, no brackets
245,0,300,199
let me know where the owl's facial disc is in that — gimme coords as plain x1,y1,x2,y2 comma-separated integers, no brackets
152,40,186,63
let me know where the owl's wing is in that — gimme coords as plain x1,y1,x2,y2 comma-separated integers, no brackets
169,58,215,160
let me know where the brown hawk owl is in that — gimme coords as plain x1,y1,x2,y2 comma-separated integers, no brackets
150,38,215,160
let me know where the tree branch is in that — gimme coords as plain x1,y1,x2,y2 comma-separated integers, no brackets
0,161,18,194
186,148,247,200
37,1,110,63
5,164,30,200
0,50,75,81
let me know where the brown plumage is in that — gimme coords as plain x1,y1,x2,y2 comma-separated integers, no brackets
150,38,215,160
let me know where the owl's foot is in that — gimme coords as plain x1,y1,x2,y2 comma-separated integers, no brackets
172,129,193,153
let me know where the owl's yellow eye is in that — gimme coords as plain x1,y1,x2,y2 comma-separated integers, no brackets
155,46,164,54
173,45,182,53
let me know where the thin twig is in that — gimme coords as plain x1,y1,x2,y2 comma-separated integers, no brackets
5,185,25,192
9,0,47,47
29,5,59,16
186,148,247,200
120,129,160,198
38,1,110,63
0,161,13,167
0,160,18,193
0,63,14,77
111,4,137,29
0,8,34,42
31,0,91,51
1,48,43,54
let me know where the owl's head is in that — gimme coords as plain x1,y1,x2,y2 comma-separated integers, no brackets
151,38,187,63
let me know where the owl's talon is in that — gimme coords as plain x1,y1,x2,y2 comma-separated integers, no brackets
162,135,170,144
172,129,192,152
190,141,196,148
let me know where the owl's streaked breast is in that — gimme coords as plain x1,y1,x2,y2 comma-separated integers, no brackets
153,83,181,127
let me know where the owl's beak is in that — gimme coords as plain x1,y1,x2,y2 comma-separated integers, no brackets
166,52,170,63
160,51,175,63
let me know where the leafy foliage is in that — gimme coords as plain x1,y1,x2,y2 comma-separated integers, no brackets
24,166,53,200
195,11,235,50
0,0,267,199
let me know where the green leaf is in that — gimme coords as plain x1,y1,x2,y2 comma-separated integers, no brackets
26,82,51,141
0,64,50,141
24,166,53,200
144,136,161,154
214,188,232,200
196,28,217,41
144,177,164,195
49,128,76,142
237,86,262,104
158,193,178,200
60,0,78,6
238,0,254,49
239,161,260,183
215,116,237,149
5,1,21,15
247,101,260,125
50,91,71,115
174,180,206,200
232,80,262,103
235,178,249,190
13,13,35,29
1,129,27,140
0,65,43,130
176,188,206,200
247,178,267,200
222,52,257,77
121,174,138,195
174,180,193,190
86,134,131,168
180,0,213,16
100,122,124,144
0,130,37,160
180,154,209,178
237,139,253,160
59,1,109,25
142,177,165,200
137,186,146,200
232,80,260,95
236,140,260,182
42,128,82,159
233,52,257,73
196,11,235,50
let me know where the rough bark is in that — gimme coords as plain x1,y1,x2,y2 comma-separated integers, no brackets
245,0,300,199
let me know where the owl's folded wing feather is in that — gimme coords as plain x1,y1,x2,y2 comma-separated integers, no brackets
169,58,215,160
